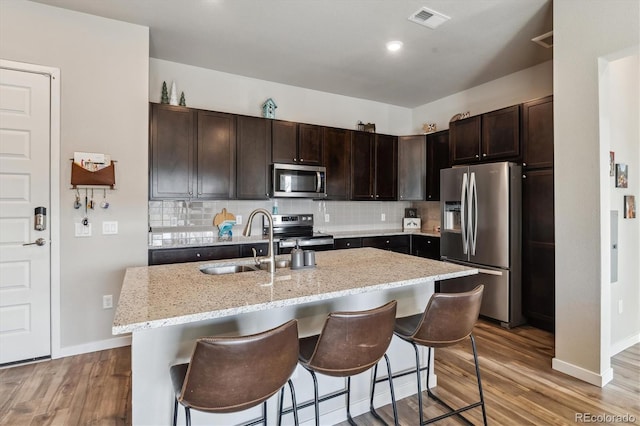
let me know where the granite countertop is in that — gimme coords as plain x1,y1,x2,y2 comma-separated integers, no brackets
113,248,475,335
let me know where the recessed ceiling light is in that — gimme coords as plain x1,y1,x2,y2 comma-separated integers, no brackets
386,41,403,52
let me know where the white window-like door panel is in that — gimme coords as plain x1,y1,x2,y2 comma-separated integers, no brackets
0,68,51,364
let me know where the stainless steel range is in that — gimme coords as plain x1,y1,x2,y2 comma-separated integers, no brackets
263,214,334,254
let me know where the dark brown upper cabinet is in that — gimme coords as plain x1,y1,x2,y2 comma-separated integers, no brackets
450,105,520,164
149,103,235,200
271,120,322,165
323,127,351,200
236,115,271,199
449,115,481,164
426,130,450,201
351,132,397,201
398,135,426,201
522,95,554,170
481,105,520,161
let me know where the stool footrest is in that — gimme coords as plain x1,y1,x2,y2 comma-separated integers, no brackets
280,386,348,414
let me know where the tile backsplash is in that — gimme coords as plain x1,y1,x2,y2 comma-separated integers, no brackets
148,199,415,246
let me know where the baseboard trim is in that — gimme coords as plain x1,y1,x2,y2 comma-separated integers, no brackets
610,333,640,357
54,335,132,359
552,357,613,387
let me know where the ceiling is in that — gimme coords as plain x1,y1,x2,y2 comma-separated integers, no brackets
30,0,553,108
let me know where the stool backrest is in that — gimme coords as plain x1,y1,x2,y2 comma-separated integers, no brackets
178,319,299,413
306,300,397,377
411,285,484,348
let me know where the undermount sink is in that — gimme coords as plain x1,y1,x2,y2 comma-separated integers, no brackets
200,264,259,275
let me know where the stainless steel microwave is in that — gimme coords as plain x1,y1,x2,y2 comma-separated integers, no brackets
272,163,327,198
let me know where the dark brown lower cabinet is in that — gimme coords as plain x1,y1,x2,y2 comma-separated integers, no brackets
149,245,240,265
362,235,409,254
411,235,440,260
522,168,555,332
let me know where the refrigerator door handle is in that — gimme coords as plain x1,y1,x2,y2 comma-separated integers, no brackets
470,171,478,255
461,172,468,254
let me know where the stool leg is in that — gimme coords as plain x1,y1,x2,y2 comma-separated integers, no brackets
346,376,356,426
277,386,285,426
289,379,299,426
185,406,191,426
425,346,436,400
310,370,320,426
412,342,425,425
262,401,267,425
173,397,178,426
369,362,382,421
471,335,488,426
384,354,399,426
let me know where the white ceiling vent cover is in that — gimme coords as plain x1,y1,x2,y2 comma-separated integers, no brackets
408,7,450,29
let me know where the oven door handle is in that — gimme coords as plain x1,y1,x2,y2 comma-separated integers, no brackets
279,238,334,248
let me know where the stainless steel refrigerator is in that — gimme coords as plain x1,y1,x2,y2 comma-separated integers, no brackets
440,161,524,328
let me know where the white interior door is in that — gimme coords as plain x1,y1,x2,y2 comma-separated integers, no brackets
0,68,51,364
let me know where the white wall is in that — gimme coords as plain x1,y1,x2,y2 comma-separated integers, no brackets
0,1,149,354
553,0,639,386
605,54,640,354
411,60,553,134
150,59,412,136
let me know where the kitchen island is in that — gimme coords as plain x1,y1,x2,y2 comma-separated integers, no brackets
114,248,477,425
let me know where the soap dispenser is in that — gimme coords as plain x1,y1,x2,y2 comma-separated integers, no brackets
290,239,304,269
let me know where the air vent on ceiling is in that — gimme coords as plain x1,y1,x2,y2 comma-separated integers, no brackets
408,7,450,29
532,31,553,48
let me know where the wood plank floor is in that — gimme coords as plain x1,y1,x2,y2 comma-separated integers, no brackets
0,320,638,425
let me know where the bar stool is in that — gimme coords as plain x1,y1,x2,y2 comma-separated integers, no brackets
169,319,299,426
371,285,487,425
287,300,399,426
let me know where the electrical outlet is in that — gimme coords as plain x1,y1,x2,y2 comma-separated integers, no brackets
381,213,386,222
618,300,623,314
75,223,92,237
324,214,330,222
102,221,118,235
103,294,113,309
235,215,242,225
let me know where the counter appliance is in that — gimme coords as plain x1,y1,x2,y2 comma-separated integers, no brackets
440,161,523,328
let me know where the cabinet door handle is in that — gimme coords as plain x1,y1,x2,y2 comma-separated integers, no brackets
482,153,487,157
346,242,351,247
370,194,374,198
300,158,303,162
293,158,297,162
523,162,527,167
375,194,379,198
522,174,527,179
475,154,479,158
196,253,201,257
386,240,390,244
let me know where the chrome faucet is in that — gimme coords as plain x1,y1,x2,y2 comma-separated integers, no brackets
243,208,275,273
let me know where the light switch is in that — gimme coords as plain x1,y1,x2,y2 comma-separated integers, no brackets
75,223,92,237
102,221,118,235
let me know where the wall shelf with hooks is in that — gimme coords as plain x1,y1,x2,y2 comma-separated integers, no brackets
70,159,116,188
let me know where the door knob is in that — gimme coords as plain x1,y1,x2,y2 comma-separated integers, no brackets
23,238,46,246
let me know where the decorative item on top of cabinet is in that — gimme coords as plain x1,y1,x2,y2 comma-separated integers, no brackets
422,123,437,133
160,81,169,104
179,92,186,107
262,98,277,119
169,81,178,106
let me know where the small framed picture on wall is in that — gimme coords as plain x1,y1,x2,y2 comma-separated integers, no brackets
624,195,636,219
616,163,628,188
